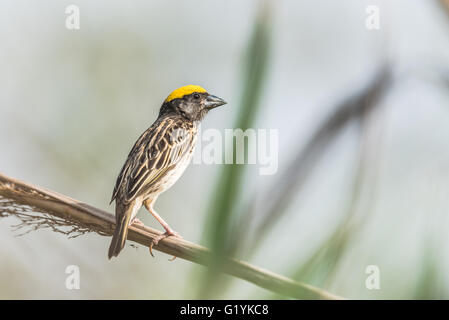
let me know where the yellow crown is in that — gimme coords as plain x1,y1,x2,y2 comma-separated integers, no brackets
165,85,207,103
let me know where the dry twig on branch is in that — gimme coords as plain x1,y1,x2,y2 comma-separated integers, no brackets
0,172,343,300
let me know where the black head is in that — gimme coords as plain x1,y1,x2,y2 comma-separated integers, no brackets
159,85,227,121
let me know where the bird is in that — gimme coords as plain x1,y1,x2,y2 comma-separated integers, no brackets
108,85,227,259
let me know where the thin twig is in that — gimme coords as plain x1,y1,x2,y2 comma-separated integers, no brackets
0,172,343,300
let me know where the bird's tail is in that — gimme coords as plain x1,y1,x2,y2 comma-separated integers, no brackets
108,205,133,259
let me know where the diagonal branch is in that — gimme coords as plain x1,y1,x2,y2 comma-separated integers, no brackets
0,172,343,300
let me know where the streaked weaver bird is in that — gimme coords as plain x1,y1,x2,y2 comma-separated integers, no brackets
108,85,226,259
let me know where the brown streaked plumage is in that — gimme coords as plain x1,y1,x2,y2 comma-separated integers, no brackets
108,85,226,259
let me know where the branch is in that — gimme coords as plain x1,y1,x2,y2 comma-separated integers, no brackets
0,172,342,300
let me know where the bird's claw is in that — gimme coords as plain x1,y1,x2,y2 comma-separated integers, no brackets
149,230,182,258
131,218,145,227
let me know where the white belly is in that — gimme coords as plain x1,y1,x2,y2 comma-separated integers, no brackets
145,147,195,200
162,153,193,191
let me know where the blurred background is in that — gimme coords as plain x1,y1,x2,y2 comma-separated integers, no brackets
1,0,449,299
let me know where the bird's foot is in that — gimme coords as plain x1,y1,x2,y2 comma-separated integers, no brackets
149,229,182,258
131,218,145,227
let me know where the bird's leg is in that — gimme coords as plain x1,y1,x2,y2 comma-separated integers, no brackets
144,199,182,258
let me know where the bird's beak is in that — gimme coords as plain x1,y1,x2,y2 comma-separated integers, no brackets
205,94,227,110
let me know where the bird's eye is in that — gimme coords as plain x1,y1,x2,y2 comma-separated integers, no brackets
193,93,200,99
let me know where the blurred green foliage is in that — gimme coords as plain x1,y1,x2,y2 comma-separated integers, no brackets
198,1,272,298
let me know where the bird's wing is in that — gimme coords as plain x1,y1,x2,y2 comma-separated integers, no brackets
111,116,196,204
